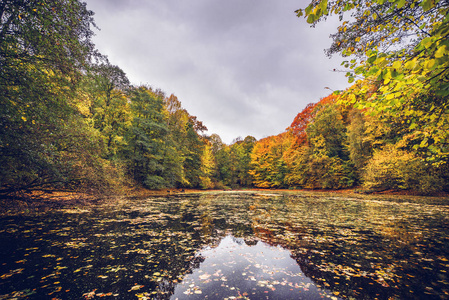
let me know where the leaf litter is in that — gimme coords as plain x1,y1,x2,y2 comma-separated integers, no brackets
0,191,448,299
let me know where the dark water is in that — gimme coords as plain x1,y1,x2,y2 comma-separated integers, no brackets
0,191,448,299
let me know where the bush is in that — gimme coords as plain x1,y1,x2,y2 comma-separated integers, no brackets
362,145,445,194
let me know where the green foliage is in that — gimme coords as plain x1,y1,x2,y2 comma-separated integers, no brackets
124,87,169,189
304,154,355,189
347,109,372,172
164,94,211,189
3,0,448,196
1,0,97,81
82,63,131,159
211,135,232,187
303,105,355,189
298,0,449,165
228,136,256,187
306,104,349,159
0,0,103,195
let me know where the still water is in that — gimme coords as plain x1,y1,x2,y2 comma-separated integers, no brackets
0,191,448,299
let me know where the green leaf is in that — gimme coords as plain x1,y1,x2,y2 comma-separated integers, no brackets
421,37,433,49
375,57,388,67
307,13,316,23
425,59,436,70
305,5,313,15
320,0,328,12
367,55,377,64
397,0,406,8
436,83,449,96
421,0,434,11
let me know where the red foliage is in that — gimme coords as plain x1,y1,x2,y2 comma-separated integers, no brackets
288,94,336,145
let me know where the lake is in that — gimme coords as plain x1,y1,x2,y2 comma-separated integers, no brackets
0,191,448,299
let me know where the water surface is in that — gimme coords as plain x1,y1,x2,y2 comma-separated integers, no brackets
0,191,448,299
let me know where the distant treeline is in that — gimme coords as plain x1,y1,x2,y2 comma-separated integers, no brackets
1,0,448,197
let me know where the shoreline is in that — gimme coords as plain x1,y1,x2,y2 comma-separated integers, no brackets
1,187,448,216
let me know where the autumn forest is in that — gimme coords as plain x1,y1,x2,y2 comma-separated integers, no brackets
1,0,449,198
2,1,449,299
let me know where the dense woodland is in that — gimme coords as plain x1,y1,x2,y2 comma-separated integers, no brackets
1,0,448,198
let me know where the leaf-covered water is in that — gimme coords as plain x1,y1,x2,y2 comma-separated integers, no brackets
1,191,448,299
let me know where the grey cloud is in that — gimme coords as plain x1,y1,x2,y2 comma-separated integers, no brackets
86,0,350,144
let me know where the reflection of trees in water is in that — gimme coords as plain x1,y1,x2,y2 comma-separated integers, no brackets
246,196,448,300
119,193,449,299
3,192,442,299
170,193,449,299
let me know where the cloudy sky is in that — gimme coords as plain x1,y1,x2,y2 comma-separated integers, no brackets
85,0,350,144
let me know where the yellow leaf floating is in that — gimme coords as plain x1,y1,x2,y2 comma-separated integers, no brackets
128,285,144,291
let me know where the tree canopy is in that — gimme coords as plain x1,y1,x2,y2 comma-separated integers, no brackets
297,0,449,165
1,0,447,197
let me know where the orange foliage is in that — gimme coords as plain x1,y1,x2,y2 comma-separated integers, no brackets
250,132,295,188
288,94,336,145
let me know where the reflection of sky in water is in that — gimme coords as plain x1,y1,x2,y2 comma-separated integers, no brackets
171,235,339,299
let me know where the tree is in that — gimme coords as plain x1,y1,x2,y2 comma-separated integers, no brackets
362,144,446,194
304,104,355,189
298,0,449,164
223,136,257,188
163,94,190,187
240,136,257,186
298,0,448,58
125,87,169,189
346,109,374,172
163,94,209,188
183,119,206,188
0,0,101,196
1,0,97,85
207,134,231,187
199,142,216,189
306,104,349,160
83,63,131,158
250,133,291,188
288,94,336,145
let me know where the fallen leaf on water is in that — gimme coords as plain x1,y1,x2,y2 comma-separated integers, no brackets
128,285,144,292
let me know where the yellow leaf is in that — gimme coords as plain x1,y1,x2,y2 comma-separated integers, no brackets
404,58,417,70
392,61,401,69
21,116,27,122
435,45,447,58
385,93,395,100
348,94,357,103
426,59,436,69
